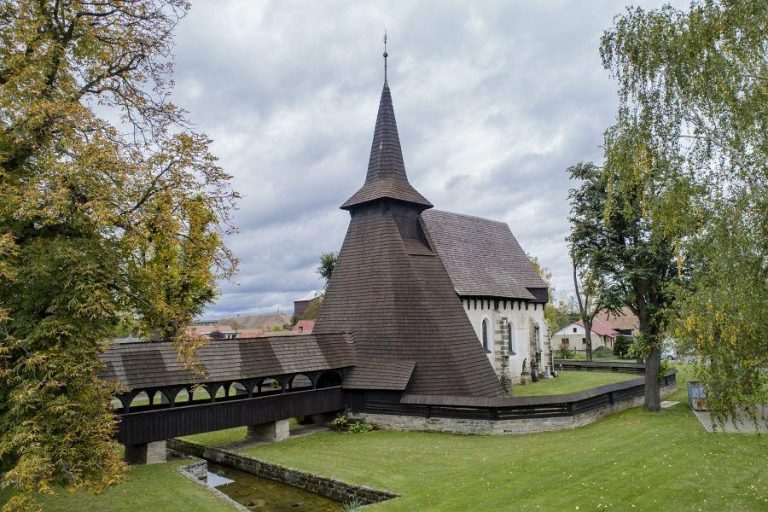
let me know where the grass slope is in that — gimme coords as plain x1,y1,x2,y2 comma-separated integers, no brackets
239,371,768,511
182,426,250,447
513,371,636,396
0,458,234,512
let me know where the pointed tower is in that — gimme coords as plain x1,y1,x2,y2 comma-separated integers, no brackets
314,49,502,398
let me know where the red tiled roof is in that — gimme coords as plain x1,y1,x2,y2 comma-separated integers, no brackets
594,307,639,333
291,320,315,334
576,320,619,338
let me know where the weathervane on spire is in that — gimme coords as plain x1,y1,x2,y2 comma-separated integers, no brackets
383,31,388,83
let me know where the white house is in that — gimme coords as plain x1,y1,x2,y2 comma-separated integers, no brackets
551,320,618,352
422,210,551,381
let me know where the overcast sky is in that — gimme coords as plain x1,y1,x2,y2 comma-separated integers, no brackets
171,0,685,318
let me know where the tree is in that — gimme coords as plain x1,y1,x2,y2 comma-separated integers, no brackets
317,252,337,287
301,295,323,320
613,335,633,360
0,2,236,509
527,255,560,336
571,262,605,361
544,296,578,343
567,149,682,412
600,0,768,422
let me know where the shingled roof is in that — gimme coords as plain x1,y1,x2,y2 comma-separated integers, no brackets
343,360,416,391
341,82,432,210
422,209,548,302
99,333,356,390
315,76,502,398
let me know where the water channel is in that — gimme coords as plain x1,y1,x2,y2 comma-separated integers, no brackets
206,462,344,512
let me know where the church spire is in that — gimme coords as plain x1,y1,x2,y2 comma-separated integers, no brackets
341,43,433,211
383,31,388,84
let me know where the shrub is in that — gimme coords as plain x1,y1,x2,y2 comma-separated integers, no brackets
594,346,612,358
331,414,374,433
499,371,513,396
343,499,364,511
613,336,633,359
348,422,374,434
331,413,348,431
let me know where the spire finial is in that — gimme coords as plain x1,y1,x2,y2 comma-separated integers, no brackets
383,31,388,83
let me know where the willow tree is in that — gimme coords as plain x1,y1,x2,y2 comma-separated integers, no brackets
0,1,236,510
601,0,768,423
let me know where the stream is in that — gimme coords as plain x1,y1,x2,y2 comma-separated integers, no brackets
206,462,344,512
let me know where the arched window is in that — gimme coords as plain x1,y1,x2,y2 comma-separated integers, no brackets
508,323,516,355
534,323,542,352
482,318,490,352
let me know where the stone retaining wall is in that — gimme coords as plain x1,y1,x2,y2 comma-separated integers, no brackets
350,382,677,435
169,439,398,506
176,457,251,512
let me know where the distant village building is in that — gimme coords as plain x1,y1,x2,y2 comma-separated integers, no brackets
291,319,315,334
594,307,639,337
185,314,291,340
186,323,240,340
551,320,618,351
293,290,323,318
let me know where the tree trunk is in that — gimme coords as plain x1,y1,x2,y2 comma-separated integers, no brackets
638,309,661,412
584,319,594,361
644,342,661,412
572,263,594,361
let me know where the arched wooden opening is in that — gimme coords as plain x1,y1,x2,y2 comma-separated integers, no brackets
129,391,150,408
259,378,283,394
111,397,126,411
174,388,191,405
288,373,313,391
152,390,170,405
316,371,342,388
208,384,226,400
228,382,247,397
191,386,210,401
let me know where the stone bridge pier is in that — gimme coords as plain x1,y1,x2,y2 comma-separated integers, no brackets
125,440,168,465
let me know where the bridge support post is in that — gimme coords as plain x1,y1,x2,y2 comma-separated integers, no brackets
124,440,167,465
247,419,290,443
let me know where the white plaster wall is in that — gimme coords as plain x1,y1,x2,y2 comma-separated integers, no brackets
552,325,614,351
551,323,585,351
462,298,550,382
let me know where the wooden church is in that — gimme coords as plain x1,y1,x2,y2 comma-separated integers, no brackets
314,56,551,403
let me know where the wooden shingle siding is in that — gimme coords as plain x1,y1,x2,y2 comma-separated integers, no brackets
315,81,503,398
341,83,432,210
421,209,549,302
343,361,416,391
99,333,356,390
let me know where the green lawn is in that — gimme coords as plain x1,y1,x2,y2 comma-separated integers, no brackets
182,426,250,447
513,370,637,396
234,368,768,511
5,368,767,511
181,417,302,447
0,458,235,512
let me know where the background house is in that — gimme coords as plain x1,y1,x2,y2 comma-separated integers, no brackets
551,320,618,352
291,319,315,334
594,307,639,337
293,290,323,318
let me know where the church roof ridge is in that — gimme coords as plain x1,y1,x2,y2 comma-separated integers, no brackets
428,208,509,226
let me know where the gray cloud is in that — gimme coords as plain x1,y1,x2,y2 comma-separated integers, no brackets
172,0,687,316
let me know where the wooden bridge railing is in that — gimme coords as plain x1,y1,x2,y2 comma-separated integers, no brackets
117,386,344,444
